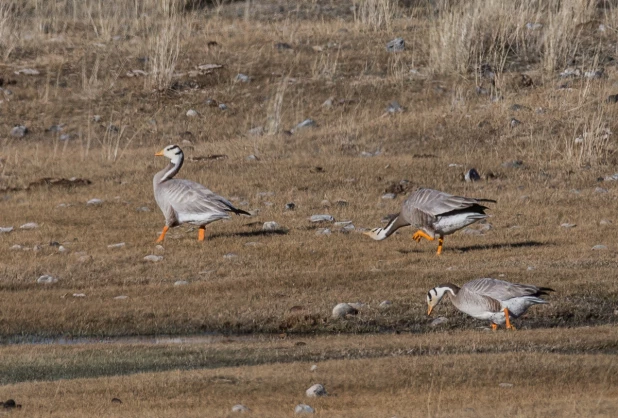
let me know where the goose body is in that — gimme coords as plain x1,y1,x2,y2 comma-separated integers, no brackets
364,188,495,254
153,145,250,242
426,278,553,329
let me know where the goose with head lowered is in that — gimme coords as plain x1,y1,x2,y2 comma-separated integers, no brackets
153,145,251,242
426,277,554,330
364,188,495,255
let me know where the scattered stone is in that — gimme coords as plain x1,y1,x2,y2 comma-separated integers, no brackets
93,115,102,122
186,109,198,117
386,37,405,52
560,223,576,228
20,222,39,230
275,42,292,50
87,198,103,205
59,134,71,141
257,191,275,198
607,94,618,104
72,293,86,298
0,226,14,233
309,215,334,223
465,168,481,182
525,22,543,30
322,97,334,108
136,206,150,212
144,255,163,262
510,118,522,128
292,119,317,133
235,73,250,83
111,398,122,404
462,228,483,235
315,228,331,236
332,303,358,319
335,199,348,207
247,126,263,137
58,246,67,252
379,300,393,309
232,404,250,413
560,67,581,78
382,193,396,199
502,160,523,169
246,154,258,161
285,202,296,211
306,384,327,398
223,253,238,259
600,219,612,225
295,404,315,414
386,101,404,114
107,242,126,249
595,187,608,194
126,69,148,77
262,221,281,231
430,316,449,327
603,173,618,181
114,295,128,300
499,383,514,388
174,280,188,286
592,245,608,250
2,399,20,409
10,245,22,251
584,68,604,79
310,364,318,372
321,199,331,208
15,68,39,75
37,275,58,284
479,63,496,80
218,103,228,111
10,125,28,137
47,124,64,133
77,255,92,263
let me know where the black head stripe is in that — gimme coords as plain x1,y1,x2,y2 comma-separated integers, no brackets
167,145,180,151
174,150,182,155
427,291,432,301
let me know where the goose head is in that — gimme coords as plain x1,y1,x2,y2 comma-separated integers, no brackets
426,285,456,315
362,227,388,241
155,144,184,165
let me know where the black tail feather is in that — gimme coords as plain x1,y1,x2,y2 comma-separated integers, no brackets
475,198,497,203
231,207,251,216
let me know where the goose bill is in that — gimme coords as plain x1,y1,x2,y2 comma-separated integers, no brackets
155,150,164,156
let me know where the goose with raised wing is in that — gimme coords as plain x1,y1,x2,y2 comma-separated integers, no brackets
153,145,250,242
426,278,553,330
364,188,495,255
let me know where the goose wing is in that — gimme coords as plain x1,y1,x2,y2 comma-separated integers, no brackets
463,278,548,302
409,188,491,217
161,179,240,217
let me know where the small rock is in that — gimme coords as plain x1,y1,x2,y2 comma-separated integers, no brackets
600,219,612,225
59,134,71,141
246,154,258,161
386,101,404,113
320,200,331,208
465,168,481,182
560,67,581,78
247,126,263,137
499,383,514,388
502,160,523,168
87,198,103,205
232,404,250,413
592,245,608,250
223,253,238,259
603,173,618,181
20,222,39,230
235,73,250,83
37,275,58,284
386,37,405,52
10,125,28,137
510,118,522,128
315,228,331,236
430,316,448,327
107,242,126,249
379,300,393,309
306,384,327,397
310,365,318,372
285,202,296,211
584,68,604,79
607,95,618,104
462,228,483,235
2,399,20,409
10,245,22,251
257,191,275,198
295,404,315,414
93,115,102,122
111,398,122,404
525,22,543,30
144,255,163,262
155,245,164,252
275,42,292,50
335,200,348,207
332,303,358,319
560,223,576,229
382,193,396,199
595,187,608,194
47,124,64,133
292,119,317,133
15,68,40,75
309,215,334,223
322,97,334,108
114,295,128,300
186,109,198,117
136,206,150,212
262,221,281,231
218,103,228,111
0,226,14,233
174,280,188,286
58,246,67,252
72,293,86,298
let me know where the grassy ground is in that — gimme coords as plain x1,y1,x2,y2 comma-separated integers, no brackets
1,0,618,416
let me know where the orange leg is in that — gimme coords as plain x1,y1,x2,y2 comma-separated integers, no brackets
156,226,169,243
412,230,435,243
504,308,516,330
198,226,205,241
436,237,444,255
491,323,498,331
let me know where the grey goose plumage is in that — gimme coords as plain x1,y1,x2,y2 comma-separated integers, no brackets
427,278,553,330
364,188,495,254
153,145,250,242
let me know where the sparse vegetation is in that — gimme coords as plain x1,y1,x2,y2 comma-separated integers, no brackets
1,0,618,416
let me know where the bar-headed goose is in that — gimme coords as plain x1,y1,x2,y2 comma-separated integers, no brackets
426,278,553,330
153,145,250,242
364,188,495,255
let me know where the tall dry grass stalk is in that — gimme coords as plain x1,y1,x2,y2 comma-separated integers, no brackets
147,17,182,91
353,0,398,32
564,110,613,167
265,77,289,135
0,1,17,59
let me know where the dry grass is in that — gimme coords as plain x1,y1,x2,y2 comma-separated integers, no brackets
1,0,618,415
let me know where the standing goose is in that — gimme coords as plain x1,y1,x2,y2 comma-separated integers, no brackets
426,278,554,330
364,188,495,255
153,144,251,242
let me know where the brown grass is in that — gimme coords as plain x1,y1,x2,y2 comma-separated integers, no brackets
1,0,618,415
